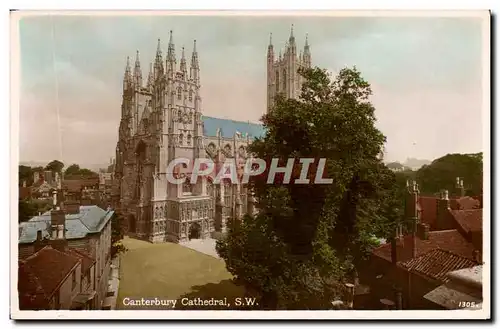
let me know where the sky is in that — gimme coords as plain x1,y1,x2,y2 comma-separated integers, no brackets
17,14,485,167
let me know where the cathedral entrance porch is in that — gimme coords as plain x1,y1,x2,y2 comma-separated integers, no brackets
188,222,201,240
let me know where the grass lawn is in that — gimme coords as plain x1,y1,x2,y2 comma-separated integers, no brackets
117,237,247,310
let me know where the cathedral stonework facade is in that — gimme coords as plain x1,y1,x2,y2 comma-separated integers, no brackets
113,29,311,243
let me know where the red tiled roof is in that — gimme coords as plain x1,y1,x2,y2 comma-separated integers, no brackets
18,246,80,309
453,197,481,210
418,196,437,228
372,229,475,263
398,249,478,283
450,209,483,234
66,248,95,273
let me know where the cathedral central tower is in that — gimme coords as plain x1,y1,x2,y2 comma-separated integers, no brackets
267,25,312,112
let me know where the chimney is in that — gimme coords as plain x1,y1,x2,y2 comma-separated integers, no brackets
436,189,451,230
64,201,81,214
393,286,403,310
33,229,47,252
404,181,419,259
390,224,403,263
344,283,355,309
455,177,465,197
417,223,430,240
50,190,66,242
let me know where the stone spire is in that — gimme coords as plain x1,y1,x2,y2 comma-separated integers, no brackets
190,39,200,84
268,33,274,56
167,31,176,62
180,46,187,74
289,24,296,52
123,56,132,90
303,33,311,67
267,33,274,69
165,30,176,76
147,62,154,90
154,38,164,78
134,50,142,87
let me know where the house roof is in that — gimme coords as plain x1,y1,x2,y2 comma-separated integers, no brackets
202,116,266,139
18,246,80,309
450,209,483,234
19,205,114,244
66,248,96,273
63,178,99,193
453,197,481,211
372,229,475,263
398,249,478,283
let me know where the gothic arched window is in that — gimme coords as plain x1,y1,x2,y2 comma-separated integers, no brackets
177,87,182,100
189,89,193,101
275,71,280,93
283,69,287,92
187,134,192,146
179,133,184,145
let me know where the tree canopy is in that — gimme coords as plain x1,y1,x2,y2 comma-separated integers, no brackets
64,164,98,178
416,153,483,196
216,67,402,309
45,160,64,173
19,165,33,186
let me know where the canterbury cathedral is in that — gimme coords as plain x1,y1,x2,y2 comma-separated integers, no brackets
113,28,311,243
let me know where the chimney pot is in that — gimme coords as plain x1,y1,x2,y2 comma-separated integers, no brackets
36,230,42,241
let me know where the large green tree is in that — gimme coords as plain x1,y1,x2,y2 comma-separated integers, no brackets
216,67,402,309
416,153,483,196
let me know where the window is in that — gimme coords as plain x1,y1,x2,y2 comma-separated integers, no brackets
189,90,193,101
72,271,77,289
187,134,192,146
179,133,184,145
177,87,182,100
